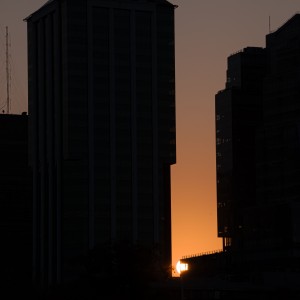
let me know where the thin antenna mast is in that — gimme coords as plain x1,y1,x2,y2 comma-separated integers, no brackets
5,26,10,114
269,16,271,33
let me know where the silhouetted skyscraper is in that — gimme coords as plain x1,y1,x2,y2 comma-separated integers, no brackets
215,14,300,269
26,0,176,287
215,47,266,251
255,14,300,257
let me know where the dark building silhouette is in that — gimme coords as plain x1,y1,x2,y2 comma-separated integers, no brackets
0,113,32,289
177,14,300,298
214,15,300,278
215,14,300,267
254,14,300,259
215,47,266,251
25,0,176,288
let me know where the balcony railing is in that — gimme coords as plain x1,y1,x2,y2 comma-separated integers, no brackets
181,249,223,259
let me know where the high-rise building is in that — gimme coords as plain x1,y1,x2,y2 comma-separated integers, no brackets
215,47,266,251
255,14,300,258
179,14,300,290
215,14,300,268
26,0,176,287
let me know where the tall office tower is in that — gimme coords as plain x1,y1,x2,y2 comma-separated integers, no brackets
215,47,266,251
255,14,300,260
216,14,300,267
26,0,176,286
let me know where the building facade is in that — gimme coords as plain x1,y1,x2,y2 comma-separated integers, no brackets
215,47,266,251
215,14,300,269
26,0,176,287
255,14,300,259
177,16,300,293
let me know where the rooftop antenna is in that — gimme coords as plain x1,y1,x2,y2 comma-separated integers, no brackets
5,26,11,114
269,16,271,33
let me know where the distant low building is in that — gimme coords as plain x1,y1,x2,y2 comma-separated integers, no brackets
0,113,32,290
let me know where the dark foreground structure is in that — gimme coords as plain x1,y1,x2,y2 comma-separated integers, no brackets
0,114,33,294
180,13,300,300
25,0,176,293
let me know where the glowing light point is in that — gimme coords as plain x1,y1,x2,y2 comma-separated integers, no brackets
176,260,188,274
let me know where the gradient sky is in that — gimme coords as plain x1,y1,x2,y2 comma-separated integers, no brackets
0,0,299,274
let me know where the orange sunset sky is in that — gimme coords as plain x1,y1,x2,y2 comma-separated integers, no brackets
0,0,299,274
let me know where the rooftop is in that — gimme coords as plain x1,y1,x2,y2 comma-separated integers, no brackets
25,0,176,21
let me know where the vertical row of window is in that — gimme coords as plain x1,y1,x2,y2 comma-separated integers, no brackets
136,11,154,243
157,9,176,163
92,7,111,245
114,9,133,242
33,11,62,284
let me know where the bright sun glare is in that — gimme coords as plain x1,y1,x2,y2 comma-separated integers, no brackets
176,260,188,275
